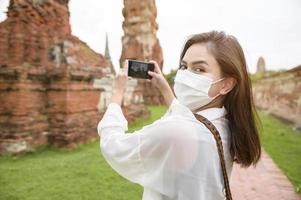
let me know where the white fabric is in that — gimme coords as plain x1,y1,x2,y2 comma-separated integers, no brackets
97,98,233,200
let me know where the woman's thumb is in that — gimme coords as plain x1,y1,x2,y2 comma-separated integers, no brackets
148,70,157,78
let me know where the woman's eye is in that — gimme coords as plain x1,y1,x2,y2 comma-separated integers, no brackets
195,68,204,72
180,65,187,70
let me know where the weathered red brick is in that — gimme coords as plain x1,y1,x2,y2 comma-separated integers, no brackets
0,0,149,154
120,0,164,105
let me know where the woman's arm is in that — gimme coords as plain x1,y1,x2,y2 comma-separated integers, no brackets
160,86,175,108
97,101,173,185
97,101,192,196
147,60,176,107
97,59,180,194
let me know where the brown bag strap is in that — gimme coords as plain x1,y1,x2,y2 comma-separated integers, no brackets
193,113,233,200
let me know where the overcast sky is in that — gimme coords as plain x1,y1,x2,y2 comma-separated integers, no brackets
1,0,300,74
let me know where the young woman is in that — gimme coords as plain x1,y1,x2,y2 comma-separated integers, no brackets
97,30,261,200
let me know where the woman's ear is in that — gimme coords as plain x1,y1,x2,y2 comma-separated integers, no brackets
220,77,237,95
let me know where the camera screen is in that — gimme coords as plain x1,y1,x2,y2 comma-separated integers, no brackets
128,60,154,79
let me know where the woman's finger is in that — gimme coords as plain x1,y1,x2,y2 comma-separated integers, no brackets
148,70,158,78
149,60,160,74
149,60,162,74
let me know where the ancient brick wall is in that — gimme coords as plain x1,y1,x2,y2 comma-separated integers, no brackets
0,0,148,154
120,0,164,105
252,65,301,129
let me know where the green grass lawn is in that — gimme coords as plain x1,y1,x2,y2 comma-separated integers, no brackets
0,105,300,200
0,105,167,200
258,110,301,193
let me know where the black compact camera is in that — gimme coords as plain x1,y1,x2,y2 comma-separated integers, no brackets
127,59,155,79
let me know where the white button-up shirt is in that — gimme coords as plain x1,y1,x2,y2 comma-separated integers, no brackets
97,98,233,200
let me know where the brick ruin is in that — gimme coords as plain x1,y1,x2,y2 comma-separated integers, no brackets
252,65,301,130
120,0,164,105
0,0,148,154
256,56,266,77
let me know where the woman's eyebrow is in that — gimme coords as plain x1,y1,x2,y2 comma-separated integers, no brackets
181,59,209,66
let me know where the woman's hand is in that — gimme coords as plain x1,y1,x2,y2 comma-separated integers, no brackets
147,60,170,93
147,60,175,106
110,60,128,105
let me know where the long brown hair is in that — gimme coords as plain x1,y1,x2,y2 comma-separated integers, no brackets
179,30,261,167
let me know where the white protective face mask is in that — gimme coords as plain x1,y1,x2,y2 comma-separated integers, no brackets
173,69,225,111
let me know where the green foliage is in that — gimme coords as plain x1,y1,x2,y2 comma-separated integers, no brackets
248,72,264,82
248,69,289,82
164,69,177,87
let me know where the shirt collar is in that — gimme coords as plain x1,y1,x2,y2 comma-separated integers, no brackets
168,98,228,121
195,106,227,121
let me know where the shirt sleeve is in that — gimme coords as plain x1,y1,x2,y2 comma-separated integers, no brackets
97,100,197,197
97,102,144,183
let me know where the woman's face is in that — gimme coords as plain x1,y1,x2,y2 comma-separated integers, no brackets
180,43,225,98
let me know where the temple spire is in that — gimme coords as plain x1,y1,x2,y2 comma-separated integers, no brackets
104,32,115,74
